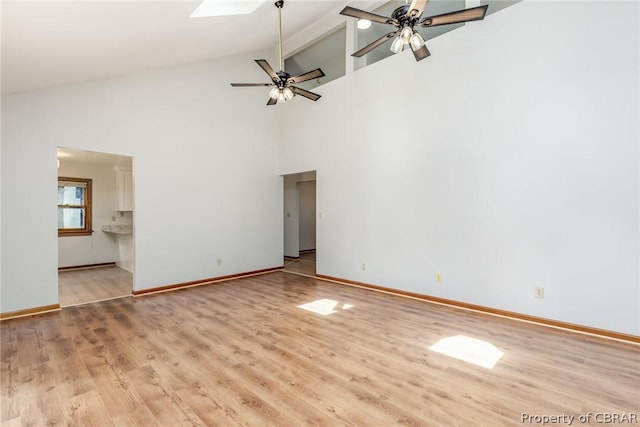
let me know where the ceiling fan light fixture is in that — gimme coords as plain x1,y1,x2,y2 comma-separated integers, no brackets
410,32,425,51
269,87,279,99
357,19,372,30
390,36,404,54
400,26,413,44
340,2,489,63
283,87,294,101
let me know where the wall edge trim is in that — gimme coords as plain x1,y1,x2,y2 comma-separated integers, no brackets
132,267,284,296
315,274,640,345
58,262,117,271
0,304,61,321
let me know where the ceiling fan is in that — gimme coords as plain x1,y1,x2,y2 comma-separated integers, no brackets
340,0,489,62
230,1,325,106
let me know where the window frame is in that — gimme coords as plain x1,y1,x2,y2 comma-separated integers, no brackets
58,176,93,237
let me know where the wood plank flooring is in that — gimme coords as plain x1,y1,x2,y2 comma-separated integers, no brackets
283,252,316,276
59,266,132,307
2,272,638,426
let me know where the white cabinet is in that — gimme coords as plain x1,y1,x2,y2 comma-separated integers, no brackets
114,167,133,211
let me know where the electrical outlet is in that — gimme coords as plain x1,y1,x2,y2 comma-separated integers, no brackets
361,263,366,271
217,259,222,266
435,273,442,282
534,287,544,299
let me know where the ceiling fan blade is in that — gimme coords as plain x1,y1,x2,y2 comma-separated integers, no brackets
230,83,273,87
340,6,398,26
407,0,429,19
412,44,431,62
267,97,277,106
351,30,399,58
288,68,325,84
255,59,279,80
291,86,321,102
419,5,488,28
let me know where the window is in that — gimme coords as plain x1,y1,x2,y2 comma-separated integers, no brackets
285,25,346,91
58,177,92,236
480,0,521,16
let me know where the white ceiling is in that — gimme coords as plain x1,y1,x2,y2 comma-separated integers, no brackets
1,0,348,95
58,147,132,168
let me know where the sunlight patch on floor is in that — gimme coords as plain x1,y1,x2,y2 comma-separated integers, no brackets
429,335,504,369
297,299,354,316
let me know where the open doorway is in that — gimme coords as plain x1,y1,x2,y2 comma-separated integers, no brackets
283,171,317,276
57,147,134,306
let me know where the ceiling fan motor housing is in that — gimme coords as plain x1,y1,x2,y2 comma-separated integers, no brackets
276,71,290,88
392,4,417,28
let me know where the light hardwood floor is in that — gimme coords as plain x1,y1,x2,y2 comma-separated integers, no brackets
2,272,638,426
58,266,132,307
283,251,316,276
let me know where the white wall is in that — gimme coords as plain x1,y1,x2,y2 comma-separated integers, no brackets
1,51,283,313
283,175,300,258
298,180,316,251
283,171,316,257
57,160,118,267
116,233,134,273
280,1,640,335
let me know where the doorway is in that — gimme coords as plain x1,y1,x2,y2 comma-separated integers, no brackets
57,147,134,306
283,171,317,276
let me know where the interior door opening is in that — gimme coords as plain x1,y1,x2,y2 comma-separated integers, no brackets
57,147,134,306
283,171,317,277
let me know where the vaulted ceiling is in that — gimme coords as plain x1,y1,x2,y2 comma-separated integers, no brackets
1,0,349,95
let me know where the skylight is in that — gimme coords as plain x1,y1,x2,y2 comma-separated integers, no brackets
190,0,266,18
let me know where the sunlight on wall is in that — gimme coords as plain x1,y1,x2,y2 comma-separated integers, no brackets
297,298,354,316
429,335,504,369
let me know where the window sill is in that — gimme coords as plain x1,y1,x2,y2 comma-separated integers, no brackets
58,230,94,237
